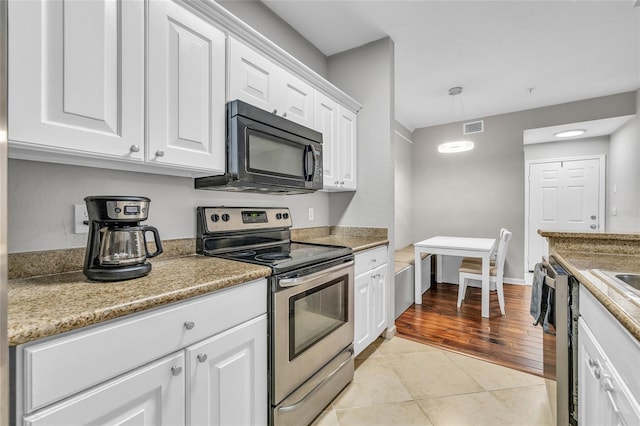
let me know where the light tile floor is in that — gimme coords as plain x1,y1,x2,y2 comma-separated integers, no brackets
313,336,556,426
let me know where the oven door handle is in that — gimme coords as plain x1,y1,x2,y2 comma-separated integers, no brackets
277,347,354,415
279,260,354,288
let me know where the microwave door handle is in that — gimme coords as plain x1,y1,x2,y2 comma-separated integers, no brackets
303,144,315,181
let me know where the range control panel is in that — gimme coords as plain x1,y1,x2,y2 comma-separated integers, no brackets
200,207,292,233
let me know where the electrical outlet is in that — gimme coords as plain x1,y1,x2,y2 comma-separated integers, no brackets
74,204,89,234
308,207,314,221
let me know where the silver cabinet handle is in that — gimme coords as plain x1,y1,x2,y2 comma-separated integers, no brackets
155,150,165,157
197,353,208,363
340,181,344,185
282,112,287,118
184,321,195,330
272,109,278,114
334,181,339,185
171,366,182,376
129,144,140,153
591,215,597,220
590,224,597,230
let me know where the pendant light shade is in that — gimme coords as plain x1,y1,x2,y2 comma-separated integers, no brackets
438,86,475,154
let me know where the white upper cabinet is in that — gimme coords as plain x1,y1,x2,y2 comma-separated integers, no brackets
228,37,314,129
314,91,357,191
9,0,145,160
147,0,226,173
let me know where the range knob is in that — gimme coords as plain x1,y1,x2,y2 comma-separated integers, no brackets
276,213,282,220
222,213,230,222
283,213,289,219
211,214,220,222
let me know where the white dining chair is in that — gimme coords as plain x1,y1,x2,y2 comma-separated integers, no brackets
457,230,512,315
461,227,507,265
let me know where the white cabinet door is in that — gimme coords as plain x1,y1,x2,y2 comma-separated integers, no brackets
354,272,372,356
9,0,144,160
187,315,268,426
228,37,279,113
579,318,607,426
228,38,314,128
314,92,339,189
279,71,314,128
372,263,388,337
147,0,226,173
23,352,185,426
337,106,357,191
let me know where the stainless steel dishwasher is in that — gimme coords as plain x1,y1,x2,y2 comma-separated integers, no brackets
543,256,579,426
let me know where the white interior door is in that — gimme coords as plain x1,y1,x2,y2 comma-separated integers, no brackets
527,158,602,270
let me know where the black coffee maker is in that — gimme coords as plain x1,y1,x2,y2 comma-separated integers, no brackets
83,196,163,281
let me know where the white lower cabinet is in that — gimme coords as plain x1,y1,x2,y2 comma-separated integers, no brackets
23,352,186,426
354,246,388,356
578,286,640,426
15,279,268,426
187,315,267,426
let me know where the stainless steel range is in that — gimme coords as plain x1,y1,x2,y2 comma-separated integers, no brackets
196,207,355,426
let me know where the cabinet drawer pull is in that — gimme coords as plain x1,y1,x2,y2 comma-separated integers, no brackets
171,366,183,376
282,112,287,118
155,150,165,157
184,321,195,330
272,109,278,114
129,144,140,153
197,353,208,363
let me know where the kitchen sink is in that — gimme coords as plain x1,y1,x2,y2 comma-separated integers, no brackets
615,274,640,290
591,270,640,299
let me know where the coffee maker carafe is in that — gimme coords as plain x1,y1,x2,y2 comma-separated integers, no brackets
83,196,163,281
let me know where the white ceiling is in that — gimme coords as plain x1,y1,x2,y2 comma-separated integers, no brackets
262,0,640,132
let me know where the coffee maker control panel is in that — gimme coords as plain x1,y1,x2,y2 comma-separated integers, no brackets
105,200,149,221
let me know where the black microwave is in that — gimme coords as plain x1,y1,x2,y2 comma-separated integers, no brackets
195,100,323,194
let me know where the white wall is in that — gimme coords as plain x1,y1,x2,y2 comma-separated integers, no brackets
394,122,414,249
411,92,637,281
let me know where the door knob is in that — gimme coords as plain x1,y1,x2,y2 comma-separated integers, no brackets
171,366,183,376
129,144,140,153
197,353,208,363
590,224,597,230
155,150,165,157
184,321,195,330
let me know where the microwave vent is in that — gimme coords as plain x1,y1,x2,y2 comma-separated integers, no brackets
463,120,484,135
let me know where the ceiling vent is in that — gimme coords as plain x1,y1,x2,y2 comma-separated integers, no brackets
463,120,484,135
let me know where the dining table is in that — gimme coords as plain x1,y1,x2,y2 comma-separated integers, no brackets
414,236,497,318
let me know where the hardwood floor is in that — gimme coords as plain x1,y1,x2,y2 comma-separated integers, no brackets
396,281,557,380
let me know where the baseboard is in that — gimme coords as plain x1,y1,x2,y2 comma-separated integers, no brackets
504,277,527,285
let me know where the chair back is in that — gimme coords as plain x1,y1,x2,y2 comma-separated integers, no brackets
495,230,512,278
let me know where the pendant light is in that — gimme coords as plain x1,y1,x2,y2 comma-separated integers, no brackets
438,86,474,154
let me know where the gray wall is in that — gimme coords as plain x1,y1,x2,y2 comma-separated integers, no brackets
216,0,328,78
326,38,395,234
7,160,329,253
608,107,640,232
412,91,637,280
394,122,414,249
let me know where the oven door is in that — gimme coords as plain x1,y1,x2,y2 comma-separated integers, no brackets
272,259,354,404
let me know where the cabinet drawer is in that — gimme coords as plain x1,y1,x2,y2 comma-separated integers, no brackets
19,279,267,414
355,246,387,276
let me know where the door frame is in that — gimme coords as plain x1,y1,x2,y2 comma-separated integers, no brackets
524,154,606,272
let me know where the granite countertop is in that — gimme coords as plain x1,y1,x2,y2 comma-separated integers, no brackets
540,230,640,341
552,250,640,341
292,226,389,252
9,227,388,347
8,255,271,346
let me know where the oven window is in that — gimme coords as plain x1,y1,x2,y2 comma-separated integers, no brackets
289,275,348,360
247,131,304,178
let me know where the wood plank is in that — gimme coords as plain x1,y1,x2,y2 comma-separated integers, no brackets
396,282,556,380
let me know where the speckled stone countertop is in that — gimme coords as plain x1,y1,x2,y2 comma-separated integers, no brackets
540,230,640,341
291,226,388,252
8,251,270,346
8,228,387,347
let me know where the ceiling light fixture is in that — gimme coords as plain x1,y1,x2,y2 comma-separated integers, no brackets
438,86,475,154
554,129,586,138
